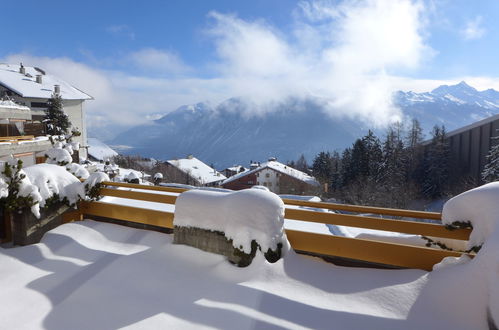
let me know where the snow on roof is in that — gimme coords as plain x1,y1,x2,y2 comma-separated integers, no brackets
0,98,30,111
222,160,319,186
88,138,118,161
0,64,92,100
167,156,226,185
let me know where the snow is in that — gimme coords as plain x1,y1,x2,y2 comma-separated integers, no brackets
153,172,163,180
0,220,490,329
167,156,226,185
174,189,287,254
65,163,90,179
84,172,110,189
126,171,141,181
0,98,30,110
0,64,92,100
442,181,499,249
45,147,72,165
24,163,84,207
87,138,118,161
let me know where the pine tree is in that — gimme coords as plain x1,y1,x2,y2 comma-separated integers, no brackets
422,125,450,199
295,154,309,172
312,152,332,185
482,135,499,183
44,92,70,135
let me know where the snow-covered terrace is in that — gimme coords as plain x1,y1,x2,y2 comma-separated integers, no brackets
2,180,498,329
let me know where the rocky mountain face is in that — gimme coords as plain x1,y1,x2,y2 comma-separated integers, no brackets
109,82,499,168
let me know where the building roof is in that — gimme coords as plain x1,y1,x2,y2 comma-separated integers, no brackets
222,160,319,186
167,156,227,185
0,64,92,100
87,138,118,161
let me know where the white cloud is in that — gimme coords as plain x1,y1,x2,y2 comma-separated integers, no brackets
128,48,191,75
205,0,431,125
461,16,485,40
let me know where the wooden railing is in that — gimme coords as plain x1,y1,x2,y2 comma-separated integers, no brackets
65,181,472,271
0,135,35,143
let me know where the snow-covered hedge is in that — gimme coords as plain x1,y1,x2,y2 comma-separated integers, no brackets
174,188,288,258
438,182,499,327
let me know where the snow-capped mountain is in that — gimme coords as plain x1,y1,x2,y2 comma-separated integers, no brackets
110,99,367,168
109,82,499,168
395,81,499,128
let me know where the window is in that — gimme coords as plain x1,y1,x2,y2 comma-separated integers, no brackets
30,102,48,108
265,173,270,178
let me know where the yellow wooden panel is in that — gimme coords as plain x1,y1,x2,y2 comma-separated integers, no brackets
286,229,467,271
102,181,188,194
282,198,442,220
62,210,83,223
285,208,470,240
100,188,177,204
80,201,174,228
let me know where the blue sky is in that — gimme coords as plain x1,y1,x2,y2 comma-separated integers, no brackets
2,0,499,128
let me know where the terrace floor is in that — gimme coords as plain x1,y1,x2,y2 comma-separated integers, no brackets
0,220,486,330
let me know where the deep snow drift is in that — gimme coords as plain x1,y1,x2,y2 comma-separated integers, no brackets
0,220,489,330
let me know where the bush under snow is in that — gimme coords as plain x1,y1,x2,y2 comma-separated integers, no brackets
174,188,288,256
24,163,85,207
437,181,499,327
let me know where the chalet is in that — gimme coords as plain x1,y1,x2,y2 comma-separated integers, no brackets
0,99,51,166
166,155,226,186
222,159,320,195
222,165,247,178
0,63,92,158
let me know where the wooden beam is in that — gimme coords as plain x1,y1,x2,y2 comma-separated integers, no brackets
100,188,177,204
80,201,174,228
285,208,470,240
102,181,187,194
286,229,467,271
282,198,442,220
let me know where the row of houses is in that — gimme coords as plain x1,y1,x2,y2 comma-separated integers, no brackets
160,155,320,195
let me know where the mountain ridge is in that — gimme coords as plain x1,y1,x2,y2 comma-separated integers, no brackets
109,82,499,168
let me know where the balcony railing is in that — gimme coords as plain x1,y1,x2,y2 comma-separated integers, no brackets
63,181,471,271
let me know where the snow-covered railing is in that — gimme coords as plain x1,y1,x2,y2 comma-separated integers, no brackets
67,181,472,271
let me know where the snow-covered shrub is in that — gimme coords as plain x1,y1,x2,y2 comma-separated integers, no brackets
125,171,141,184
45,146,73,166
66,163,90,179
174,188,288,264
438,182,499,327
24,164,85,207
0,158,43,218
84,172,110,200
442,181,499,251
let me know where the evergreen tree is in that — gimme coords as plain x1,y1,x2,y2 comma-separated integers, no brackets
44,92,70,135
295,154,309,172
482,135,499,183
312,152,332,185
422,125,450,199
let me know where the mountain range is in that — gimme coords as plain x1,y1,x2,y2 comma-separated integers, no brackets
107,81,499,168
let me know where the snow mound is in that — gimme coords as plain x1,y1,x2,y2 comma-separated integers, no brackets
45,147,72,165
442,181,499,249
66,163,89,179
24,163,84,206
84,172,110,188
174,189,287,255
